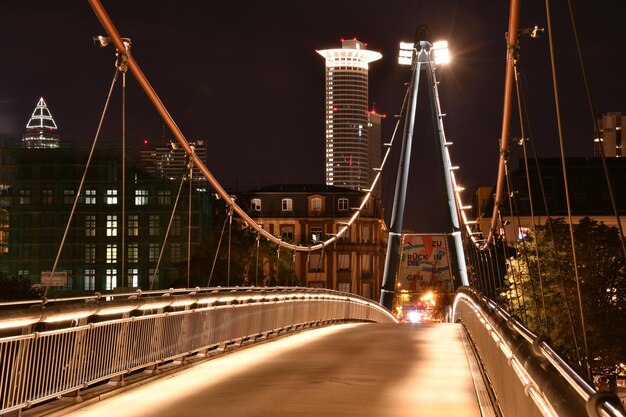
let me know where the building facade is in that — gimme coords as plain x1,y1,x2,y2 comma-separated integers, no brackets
139,138,208,183
235,184,387,300
0,144,212,293
595,112,624,157
317,39,382,191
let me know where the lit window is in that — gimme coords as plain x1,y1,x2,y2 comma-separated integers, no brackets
310,226,323,242
105,269,117,290
106,215,118,237
85,189,96,204
85,215,96,237
84,269,95,291
281,225,294,241
128,268,139,288
281,198,293,211
106,189,118,205
149,215,160,236
106,244,117,263
250,198,262,211
128,243,139,263
311,197,322,212
171,215,182,236
338,198,349,211
128,215,139,236
135,189,148,206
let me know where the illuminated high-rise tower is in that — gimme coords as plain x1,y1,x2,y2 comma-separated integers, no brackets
317,39,382,191
22,97,60,149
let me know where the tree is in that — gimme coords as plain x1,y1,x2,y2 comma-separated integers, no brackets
173,227,300,288
503,217,626,377
0,271,40,301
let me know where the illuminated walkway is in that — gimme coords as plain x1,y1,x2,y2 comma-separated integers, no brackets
60,323,491,417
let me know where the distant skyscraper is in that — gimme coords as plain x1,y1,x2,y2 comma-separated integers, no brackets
22,97,60,149
139,138,208,183
317,39,382,191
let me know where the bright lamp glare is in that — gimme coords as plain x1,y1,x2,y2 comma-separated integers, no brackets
398,42,413,66
432,40,450,65
399,41,414,51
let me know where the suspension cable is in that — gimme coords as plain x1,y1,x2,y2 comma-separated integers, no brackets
121,68,127,290
207,208,230,287
45,70,119,298
545,0,591,380
513,59,548,333
518,60,582,366
565,0,626,260
149,164,188,290
187,164,192,287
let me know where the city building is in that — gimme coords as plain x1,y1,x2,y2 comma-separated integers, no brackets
139,137,208,182
317,39,382,192
595,112,624,157
235,184,388,300
22,97,61,149
0,143,213,293
474,157,626,242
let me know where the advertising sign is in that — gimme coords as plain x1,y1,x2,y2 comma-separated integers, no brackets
396,234,452,293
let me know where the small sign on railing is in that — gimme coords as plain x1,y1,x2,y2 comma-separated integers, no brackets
40,271,67,287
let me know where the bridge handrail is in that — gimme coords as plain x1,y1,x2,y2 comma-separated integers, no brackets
453,286,625,417
0,287,396,415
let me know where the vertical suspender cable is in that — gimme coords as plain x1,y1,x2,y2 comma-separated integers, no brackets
121,69,126,290
187,164,192,288
544,0,591,380
45,70,119,298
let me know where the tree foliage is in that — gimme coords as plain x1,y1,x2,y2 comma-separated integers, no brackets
0,271,40,301
173,227,300,288
503,217,626,375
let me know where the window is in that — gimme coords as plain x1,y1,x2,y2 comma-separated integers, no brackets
85,244,96,264
360,254,372,277
310,226,323,242
149,215,160,236
19,190,30,205
338,282,351,293
250,198,262,211
337,253,350,271
18,269,30,278
128,215,139,236
171,243,182,263
308,253,324,272
85,215,96,237
106,189,118,205
281,198,293,211
157,190,171,205
171,215,182,236
42,189,53,204
280,225,294,241
106,215,118,237
338,198,349,211
149,243,159,262
105,269,117,290
128,268,139,288
311,197,322,212
128,243,139,263
135,189,148,205
64,189,75,204
106,244,117,263
84,269,95,291
85,189,96,204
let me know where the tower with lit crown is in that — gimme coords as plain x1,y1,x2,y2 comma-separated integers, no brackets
317,39,382,191
22,97,60,149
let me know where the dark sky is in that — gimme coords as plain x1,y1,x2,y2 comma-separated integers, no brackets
1,1,624,231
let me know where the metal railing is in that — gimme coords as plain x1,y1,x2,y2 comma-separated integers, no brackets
0,287,396,415
453,286,625,417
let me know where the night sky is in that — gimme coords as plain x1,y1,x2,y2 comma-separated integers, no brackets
1,1,624,231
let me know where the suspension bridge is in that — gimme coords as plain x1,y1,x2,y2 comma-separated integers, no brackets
1,0,625,416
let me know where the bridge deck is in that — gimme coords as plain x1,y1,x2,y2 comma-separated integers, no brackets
60,323,488,417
